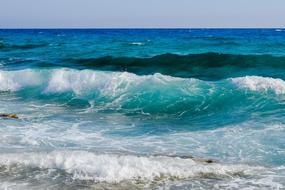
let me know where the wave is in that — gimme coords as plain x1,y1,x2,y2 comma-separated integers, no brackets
2,53,285,80
61,53,285,80
2,68,285,94
0,150,264,184
1,68,285,119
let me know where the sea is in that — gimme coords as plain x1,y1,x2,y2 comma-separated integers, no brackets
0,29,285,189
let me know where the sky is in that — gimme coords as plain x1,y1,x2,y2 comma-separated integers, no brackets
0,0,284,28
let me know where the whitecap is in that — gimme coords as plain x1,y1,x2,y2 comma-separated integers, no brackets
129,42,145,46
0,69,45,92
231,76,285,95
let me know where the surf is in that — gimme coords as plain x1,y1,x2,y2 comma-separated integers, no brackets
1,68,285,125
1,29,285,189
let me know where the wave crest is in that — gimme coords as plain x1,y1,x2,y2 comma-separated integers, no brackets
1,69,285,117
231,76,285,95
0,69,44,91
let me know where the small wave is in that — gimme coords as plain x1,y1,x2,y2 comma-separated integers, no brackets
0,151,264,183
0,42,47,51
231,76,285,95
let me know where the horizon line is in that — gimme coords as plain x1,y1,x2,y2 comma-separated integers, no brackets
0,27,284,30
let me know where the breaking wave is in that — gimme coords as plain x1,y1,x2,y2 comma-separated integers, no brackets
232,76,285,95
1,69,285,117
1,68,285,94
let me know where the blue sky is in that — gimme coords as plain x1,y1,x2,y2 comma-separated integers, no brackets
0,0,284,28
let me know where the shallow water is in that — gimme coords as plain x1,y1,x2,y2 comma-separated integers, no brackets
1,29,285,189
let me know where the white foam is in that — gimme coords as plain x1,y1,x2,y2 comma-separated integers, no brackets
0,69,189,96
129,42,145,46
45,69,139,96
231,76,285,94
0,69,44,92
0,151,263,183
0,182,25,190
44,69,188,97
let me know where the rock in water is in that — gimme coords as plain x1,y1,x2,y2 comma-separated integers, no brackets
0,113,19,119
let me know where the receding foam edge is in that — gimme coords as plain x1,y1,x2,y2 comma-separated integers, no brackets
0,150,265,183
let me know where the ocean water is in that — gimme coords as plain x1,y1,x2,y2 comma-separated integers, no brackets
1,29,285,189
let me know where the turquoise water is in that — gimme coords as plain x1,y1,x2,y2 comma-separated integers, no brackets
1,29,285,189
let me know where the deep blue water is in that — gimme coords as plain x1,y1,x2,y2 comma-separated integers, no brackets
1,29,285,189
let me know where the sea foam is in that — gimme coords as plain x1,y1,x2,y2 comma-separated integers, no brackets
0,151,263,183
0,69,44,92
231,76,285,95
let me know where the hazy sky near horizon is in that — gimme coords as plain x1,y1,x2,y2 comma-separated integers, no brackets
0,0,284,28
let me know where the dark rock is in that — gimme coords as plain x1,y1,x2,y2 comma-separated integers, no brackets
0,113,19,119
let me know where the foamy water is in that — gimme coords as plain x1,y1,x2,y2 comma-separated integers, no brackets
1,29,285,189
